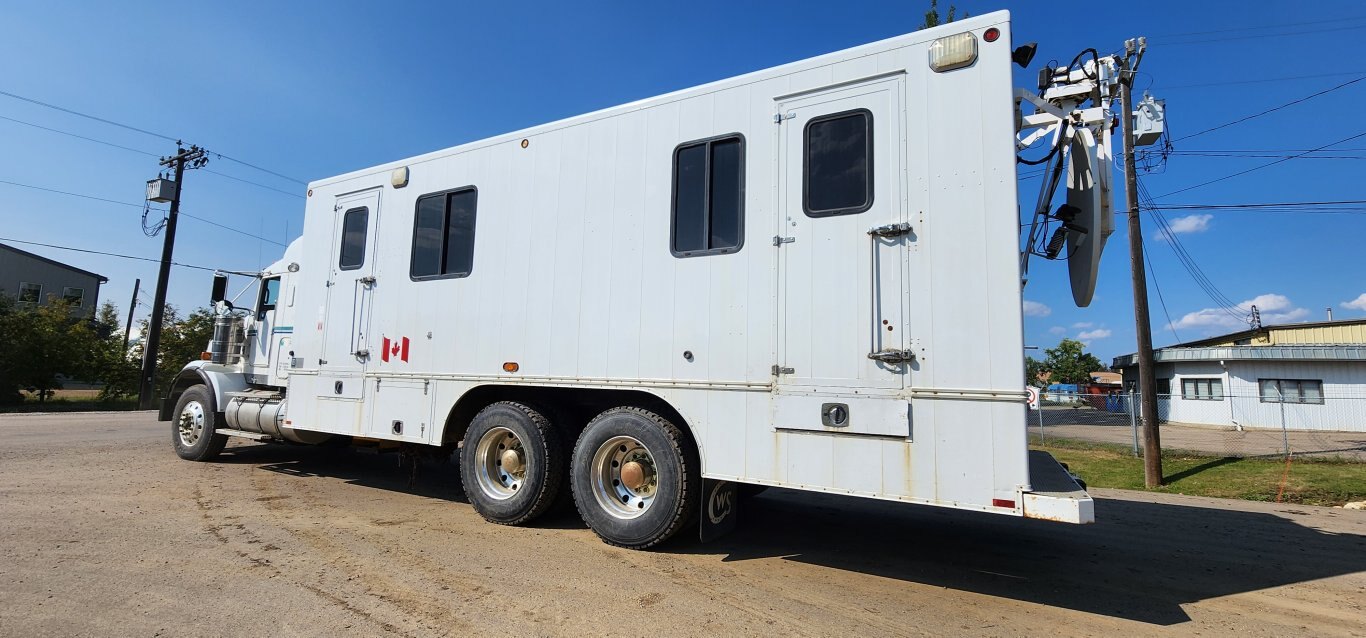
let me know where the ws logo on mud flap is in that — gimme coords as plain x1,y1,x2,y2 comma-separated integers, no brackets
699,479,738,542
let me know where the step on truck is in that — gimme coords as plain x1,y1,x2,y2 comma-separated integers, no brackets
162,11,1127,548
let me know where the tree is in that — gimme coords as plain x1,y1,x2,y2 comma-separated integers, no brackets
1041,338,1104,385
91,302,138,400
0,296,98,402
129,305,216,398
1025,355,1047,386
918,0,968,30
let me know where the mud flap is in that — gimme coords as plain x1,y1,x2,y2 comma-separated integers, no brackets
699,478,738,542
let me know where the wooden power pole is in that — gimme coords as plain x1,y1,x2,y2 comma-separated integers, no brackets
138,145,206,410
1119,42,1163,487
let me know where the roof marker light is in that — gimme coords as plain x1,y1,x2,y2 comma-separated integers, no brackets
929,32,978,73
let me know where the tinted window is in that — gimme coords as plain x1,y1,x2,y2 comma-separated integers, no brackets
257,278,280,319
411,187,478,279
671,134,745,256
804,110,873,217
338,207,368,270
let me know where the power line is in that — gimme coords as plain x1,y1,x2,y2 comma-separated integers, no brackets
1151,15,1366,39
1144,243,1182,344
1156,71,1366,90
1153,131,1366,199
1140,182,1247,323
1173,76,1366,142
202,168,304,199
0,88,306,186
1165,152,1366,160
0,177,286,246
1154,23,1366,46
0,236,258,276
0,112,304,200
210,152,306,186
0,114,161,156
0,89,178,142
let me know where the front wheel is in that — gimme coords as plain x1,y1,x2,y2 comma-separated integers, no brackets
571,407,698,549
171,385,228,461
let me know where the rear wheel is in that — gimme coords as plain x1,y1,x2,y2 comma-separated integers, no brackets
571,407,698,549
172,385,228,461
460,401,565,525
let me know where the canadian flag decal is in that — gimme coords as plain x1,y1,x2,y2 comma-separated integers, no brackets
381,336,410,363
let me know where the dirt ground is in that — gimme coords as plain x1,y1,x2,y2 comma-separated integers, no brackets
2,412,1364,637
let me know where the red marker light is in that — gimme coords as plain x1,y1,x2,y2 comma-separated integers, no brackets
992,498,1015,509
984,28,1000,43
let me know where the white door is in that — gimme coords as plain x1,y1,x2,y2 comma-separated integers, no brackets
774,77,909,435
319,189,380,377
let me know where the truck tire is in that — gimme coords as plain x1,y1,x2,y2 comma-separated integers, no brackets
460,401,565,525
171,384,228,461
571,407,698,549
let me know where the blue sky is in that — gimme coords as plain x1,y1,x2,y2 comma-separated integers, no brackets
1,1,1363,362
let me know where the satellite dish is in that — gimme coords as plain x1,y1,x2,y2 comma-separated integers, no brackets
1064,128,1113,307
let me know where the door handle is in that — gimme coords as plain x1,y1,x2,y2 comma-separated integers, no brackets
868,349,915,364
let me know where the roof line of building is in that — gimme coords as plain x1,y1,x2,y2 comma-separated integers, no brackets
1114,344,1366,368
0,243,109,283
1168,317,1366,349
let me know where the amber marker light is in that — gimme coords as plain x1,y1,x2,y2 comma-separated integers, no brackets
503,362,520,373
201,352,212,360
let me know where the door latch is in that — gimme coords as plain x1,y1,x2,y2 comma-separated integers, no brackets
359,276,377,286
868,222,913,238
772,235,795,246
868,349,915,364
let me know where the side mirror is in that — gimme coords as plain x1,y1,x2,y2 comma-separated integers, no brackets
210,274,228,304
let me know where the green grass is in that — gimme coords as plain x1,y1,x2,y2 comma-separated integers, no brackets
1033,436,1366,507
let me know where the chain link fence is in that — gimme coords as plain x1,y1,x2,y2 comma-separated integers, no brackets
1028,392,1366,460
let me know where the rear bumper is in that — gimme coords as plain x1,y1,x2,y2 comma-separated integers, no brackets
1021,450,1095,524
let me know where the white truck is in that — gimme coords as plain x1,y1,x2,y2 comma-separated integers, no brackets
162,11,1118,548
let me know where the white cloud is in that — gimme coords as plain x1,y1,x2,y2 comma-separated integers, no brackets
1343,293,1366,312
1172,293,1310,332
1077,328,1112,340
1072,321,1094,329
1022,300,1051,317
1048,326,1067,335
1153,214,1213,241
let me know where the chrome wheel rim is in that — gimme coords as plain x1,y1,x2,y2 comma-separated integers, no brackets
178,400,206,447
590,435,658,520
475,427,527,500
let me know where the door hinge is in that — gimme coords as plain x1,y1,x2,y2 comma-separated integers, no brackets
868,349,916,364
773,112,795,124
772,364,795,375
868,222,913,238
772,235,795,246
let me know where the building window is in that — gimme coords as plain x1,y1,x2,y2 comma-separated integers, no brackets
1156,378,1171,395
804,109,873,217
412,187,478,279
1259,379,1324,404
671,134,745,256
1181,377,1223,400
338,207,369,270
17,282,41,304
62,287,84,307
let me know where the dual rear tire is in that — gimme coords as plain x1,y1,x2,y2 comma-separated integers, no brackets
460,402,697,549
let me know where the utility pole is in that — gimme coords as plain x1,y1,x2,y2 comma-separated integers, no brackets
1119,39,1162,487
122,278,140,353
138,144,207,410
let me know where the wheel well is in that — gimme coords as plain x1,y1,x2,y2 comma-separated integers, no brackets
159,369,211,421
440,385,697,454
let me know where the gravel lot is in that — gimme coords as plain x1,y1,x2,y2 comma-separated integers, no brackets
2,411,1364,637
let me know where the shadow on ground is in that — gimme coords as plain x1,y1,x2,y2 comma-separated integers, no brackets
215,441,1366,627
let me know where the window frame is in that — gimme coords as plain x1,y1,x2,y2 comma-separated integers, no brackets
409,185,479,281
337,206,369,271
669,133,747,258
1258,378,1325,404
61,286,84,307
1180,377,1224,401
256,277,281,321
17,282,41,304
802,108,875,218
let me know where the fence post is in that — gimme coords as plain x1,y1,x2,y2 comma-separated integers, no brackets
1038,400,1045,444
1129,390,1140,457
1279,399,1290,457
